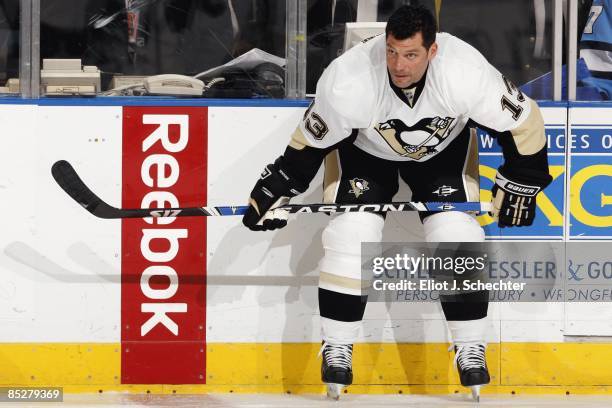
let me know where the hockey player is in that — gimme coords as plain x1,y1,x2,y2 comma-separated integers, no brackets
242,5,552,401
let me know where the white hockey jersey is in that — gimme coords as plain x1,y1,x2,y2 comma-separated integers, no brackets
299,32,532,162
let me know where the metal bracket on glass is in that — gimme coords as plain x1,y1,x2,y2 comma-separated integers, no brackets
553,0,563,101
18,0,40,98
285,0,306,99
566,0,578,101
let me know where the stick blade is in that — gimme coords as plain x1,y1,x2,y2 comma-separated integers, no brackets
51,160,116,219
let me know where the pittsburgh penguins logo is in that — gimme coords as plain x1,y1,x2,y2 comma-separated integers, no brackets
348,178,369,198
374,116,456,160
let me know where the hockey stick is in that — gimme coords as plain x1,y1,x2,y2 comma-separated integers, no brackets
51,160,492,219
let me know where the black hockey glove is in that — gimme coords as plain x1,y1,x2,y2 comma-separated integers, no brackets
490,166,552,228
242,158,308,231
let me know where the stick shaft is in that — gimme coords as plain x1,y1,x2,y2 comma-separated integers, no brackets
52,160,492,219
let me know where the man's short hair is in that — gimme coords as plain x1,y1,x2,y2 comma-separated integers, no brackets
385,5,437,49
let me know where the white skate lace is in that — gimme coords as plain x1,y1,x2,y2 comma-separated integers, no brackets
450,342,487,370
318,342,352,370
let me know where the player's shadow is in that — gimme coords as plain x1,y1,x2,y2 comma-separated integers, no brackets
205,185,327,392
204,185,325,305
189,106,331,391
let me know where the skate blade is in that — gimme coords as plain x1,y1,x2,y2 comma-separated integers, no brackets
470,385,481,403
326,383,345,400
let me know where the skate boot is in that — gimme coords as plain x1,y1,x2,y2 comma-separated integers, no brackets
319,342,353,400
453,342,490,402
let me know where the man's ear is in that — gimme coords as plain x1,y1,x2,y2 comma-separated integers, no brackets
428,42,438,60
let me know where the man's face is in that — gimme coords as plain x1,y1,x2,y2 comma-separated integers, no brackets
386,32,437,88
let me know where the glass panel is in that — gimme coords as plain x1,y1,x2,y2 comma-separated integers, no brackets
577,0,611,101
437,0,554,100
39,0,286,97
0,0,20,95
306,0,357,94
306,0,555,100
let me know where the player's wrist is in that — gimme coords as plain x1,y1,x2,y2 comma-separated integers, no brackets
270,157,309,197
252,158,308,201
495,165,552,196
494,170,542,197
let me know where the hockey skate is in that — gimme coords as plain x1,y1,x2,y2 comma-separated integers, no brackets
452,342,490,402
319,342,353,400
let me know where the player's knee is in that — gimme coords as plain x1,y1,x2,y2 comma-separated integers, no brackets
322,212,385,250
423,211,484,242
320,212,385,295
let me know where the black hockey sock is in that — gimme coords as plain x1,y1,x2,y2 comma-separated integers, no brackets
440,290,489,321
319,288,367,322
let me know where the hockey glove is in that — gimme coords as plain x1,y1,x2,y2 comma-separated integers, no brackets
242,158,308,231
490,166,552,228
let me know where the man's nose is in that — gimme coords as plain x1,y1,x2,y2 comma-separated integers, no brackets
392,57,406,72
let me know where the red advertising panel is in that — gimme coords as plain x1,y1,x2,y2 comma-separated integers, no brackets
121,107,207,383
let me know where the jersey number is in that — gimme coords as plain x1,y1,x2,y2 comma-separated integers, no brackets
584,5,603,34
500,76,525,121
303,102,329,140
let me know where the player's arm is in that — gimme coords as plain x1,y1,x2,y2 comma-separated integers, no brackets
477,97,553,227
242,56,372,231
461,60,553,227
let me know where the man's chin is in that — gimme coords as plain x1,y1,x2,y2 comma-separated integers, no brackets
392,77,412,88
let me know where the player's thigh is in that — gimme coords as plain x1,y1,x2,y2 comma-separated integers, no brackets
324,142,399,204
399,127,479,220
